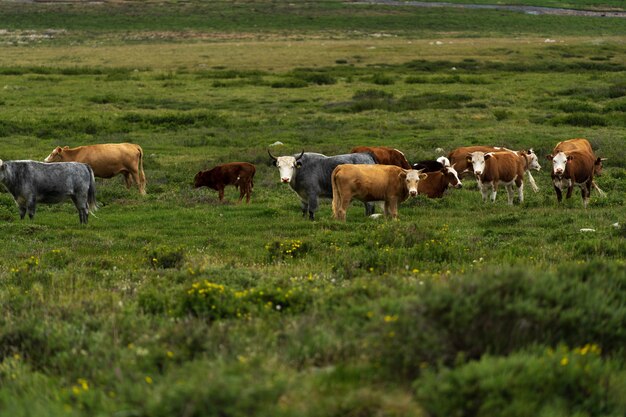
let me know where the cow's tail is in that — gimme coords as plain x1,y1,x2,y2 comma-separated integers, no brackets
331,167,342,219
526,171,539,193
137,145,147,195
593,180,607,198
87,166,98,215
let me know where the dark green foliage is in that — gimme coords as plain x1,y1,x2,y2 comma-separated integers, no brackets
550,113,608,127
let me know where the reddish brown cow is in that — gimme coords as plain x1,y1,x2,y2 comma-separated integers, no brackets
44,143,146,195
331,164,426,220
194,162,256,203
351,146,411,169
546,149,595,208
552,138,606,196
417,165,462,198
466,151,525,205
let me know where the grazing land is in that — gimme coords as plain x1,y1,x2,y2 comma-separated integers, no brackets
0,1,625,416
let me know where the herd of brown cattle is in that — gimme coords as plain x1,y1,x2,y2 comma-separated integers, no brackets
37,138,606,220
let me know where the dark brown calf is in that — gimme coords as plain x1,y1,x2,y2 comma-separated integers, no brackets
194,162,256,203
351,146,411,169
417,166,462,198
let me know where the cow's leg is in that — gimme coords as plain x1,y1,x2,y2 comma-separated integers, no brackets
245,183,252,204
388,198,399,219
307,195,318,220
26,198,37,220
364,202,375,216
218,187,225,202
552,178,563,202
18,203,27,220
123,172,133,189
71,195,89,224
505,184,514,205
517,180,524,204
582,181,592,208
490,181,497,203
478,181,489,202
566,178,574,199
300,200,308,217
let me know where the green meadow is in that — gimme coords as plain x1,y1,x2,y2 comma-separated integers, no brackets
0,1,625,416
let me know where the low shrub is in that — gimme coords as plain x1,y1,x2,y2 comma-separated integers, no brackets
145,245,185,269
550,112,608,127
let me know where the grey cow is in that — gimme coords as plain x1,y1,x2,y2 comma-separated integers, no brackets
0,160,97,224
268,151,376,220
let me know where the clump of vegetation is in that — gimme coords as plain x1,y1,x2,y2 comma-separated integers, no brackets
145,245,185,269
265,239,310,263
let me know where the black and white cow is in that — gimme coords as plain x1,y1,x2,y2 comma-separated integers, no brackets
0,160,97,224
268,150,376,220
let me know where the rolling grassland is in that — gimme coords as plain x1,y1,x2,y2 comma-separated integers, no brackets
0,1,625,416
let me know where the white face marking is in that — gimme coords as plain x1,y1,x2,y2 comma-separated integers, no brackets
274,156,298,183
468,152,487,176
405,170,425,196
445,166,462,188
527,152,541,171
552,152,568,176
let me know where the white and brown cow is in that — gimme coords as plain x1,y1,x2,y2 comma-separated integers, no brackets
546,148,597,208
331,164,427,221
466,151,525,205
44,143,146,195
449,145,540,192
552,138,606,197
417,165,462,198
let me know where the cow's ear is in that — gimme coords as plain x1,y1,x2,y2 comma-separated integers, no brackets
419,173,428,180
271,160,277,167
465,154,472,162
398,171,407,180
484,153,493,160
567,155,573,161
62,146,69,150
295,161,302,168
546,154,553,161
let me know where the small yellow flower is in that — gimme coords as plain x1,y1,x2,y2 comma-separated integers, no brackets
166,351,174,358
560,357,569,366
145,376,153,384
77,378,89,391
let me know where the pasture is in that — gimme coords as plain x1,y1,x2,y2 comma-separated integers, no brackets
0,1,625,416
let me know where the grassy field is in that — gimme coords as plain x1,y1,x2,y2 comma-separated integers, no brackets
0,1,625,416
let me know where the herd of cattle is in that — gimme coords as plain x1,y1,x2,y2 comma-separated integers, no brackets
0,138,606,223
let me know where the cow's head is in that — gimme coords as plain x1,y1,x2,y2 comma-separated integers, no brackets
466,151,489,177
401,169,427,197
547,151,571,177
437,156,451,167
194,170,209,188
594,157,607,176
444,165,462,189
522,149,541,171
44,146,67,163
268,150,304,184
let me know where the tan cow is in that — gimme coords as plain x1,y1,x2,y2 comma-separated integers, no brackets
449,145,540,192
44,143,146,195
351,146,411,169
331,164,426,221
552,138,606,197
466,151,525,205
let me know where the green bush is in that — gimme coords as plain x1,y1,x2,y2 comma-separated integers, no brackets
415,345,624,417
145,245,185,269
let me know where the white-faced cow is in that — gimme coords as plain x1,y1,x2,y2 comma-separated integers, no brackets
331,164,427,221
0,160,97,224
268,150,376,220
552,138,606,197
546,149,597,208
449,145,540,192
351,146,411,169
466,151,525,205
417,165,462,198
194,162,256,204
44,143,146,195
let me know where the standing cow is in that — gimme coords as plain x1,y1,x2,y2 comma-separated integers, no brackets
552,138,606,197
449,146,540,192
546,149,597,208
194,162,256,203
0,160,97,224
417,165,462,198
466,151,525,205
351,146,411,169
44,143,146,195
268,150,376,220
331,164,427,221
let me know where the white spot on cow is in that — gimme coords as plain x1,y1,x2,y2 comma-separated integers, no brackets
437,156,451,167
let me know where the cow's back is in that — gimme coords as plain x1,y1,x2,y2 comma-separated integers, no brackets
485,152,525,182
67,143,141,177
554,138,593,154
333,164,401,201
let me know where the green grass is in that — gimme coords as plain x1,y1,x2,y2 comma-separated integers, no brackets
0,2,625,416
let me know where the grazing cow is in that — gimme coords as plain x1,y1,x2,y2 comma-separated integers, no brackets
268,150,376,220
466,151,525,205
194,162,256,203
331,164,427,221
44,143,146,195
417,165,463,198
0,160,97,224
350,146,411,169
552,138,606,196
449,145,540,192
546,149,596,208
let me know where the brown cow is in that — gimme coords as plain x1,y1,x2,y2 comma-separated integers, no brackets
44,143,146,195
331,164,426,221
194,162,255,203
417,165,462,198
546,149,595,208
466,151,525,205
449,145,540,192
351,146,411,169
552,138,606,197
